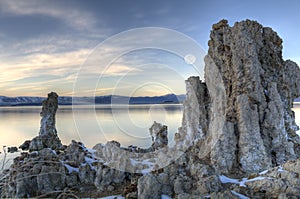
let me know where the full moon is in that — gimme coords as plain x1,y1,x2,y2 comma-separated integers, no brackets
184,54,196,65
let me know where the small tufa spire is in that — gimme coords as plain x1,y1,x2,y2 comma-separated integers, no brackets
29,92,62,151
39,92,58,136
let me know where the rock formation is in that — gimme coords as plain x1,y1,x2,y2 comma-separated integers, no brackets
179,19,300,174
7,147,18,153
137,19,300,199
0,93,166,198
149,121,168,150
175,76,209,149
28,92,62,151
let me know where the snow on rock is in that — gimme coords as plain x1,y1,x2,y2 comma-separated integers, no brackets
161,194,172,199
239,176,266,187
259,169,269,175
97,196,125,199
231,190,250,199
63,163,79,174
130,158,155,174
277,166,286,172
219,175,266,187
219,175,240,184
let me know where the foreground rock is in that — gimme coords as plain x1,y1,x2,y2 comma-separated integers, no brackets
180,19,300,174
207,19,299,173
7,147,18,153
28,92,63,151
149,121,168,150
0,93,167,198
218,159,300,198
1,141,130,198
138,19,300,198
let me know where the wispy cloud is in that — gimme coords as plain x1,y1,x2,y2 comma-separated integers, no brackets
101,64,142,76
0,49,90,82
4,36,97,56
0,45,146,96
0,0,98,31
0,5,202,97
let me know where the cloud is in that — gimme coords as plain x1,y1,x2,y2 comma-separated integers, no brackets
0,48,90,83
6,37,96,55
0,0,97,31
101,64,142,76
0,23,203,97
0,45,145,97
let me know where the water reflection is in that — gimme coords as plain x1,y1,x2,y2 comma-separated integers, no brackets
1,104,299,150
0,104,183,149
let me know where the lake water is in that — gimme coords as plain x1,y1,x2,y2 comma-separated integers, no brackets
1,103,300,150
0,104,183,149
0,104,300,169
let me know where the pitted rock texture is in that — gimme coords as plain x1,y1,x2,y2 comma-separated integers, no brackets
149,121,168,150
39,92,59,136
179,19,300,174
1,140,130,198
29,92,62,151
176,77,209,149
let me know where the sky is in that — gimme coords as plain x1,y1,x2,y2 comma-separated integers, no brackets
0,0,300,97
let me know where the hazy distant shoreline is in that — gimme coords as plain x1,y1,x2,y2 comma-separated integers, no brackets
0,94,186,107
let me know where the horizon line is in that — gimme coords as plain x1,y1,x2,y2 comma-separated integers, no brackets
0,93,186,98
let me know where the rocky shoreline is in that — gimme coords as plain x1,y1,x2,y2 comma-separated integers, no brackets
1,19,300,198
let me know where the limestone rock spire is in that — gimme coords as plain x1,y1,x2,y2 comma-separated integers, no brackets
29,92,62,151
178,19,300,174
39,92,59,136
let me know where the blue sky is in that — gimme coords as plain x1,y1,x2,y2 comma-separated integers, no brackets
0,0,299,96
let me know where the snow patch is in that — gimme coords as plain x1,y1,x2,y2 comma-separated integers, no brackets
47,148,57,155
231,190,250,199
278,166,286,172
141,167,154,175
85,156,97,164
219,175,266,187
219,175,239,184
81,155,103,171
63,163,79,174
130,158,155,174
96,196,124,199
239,176,266,187
161,194,172,199
259,169,268,175
86,148,96,153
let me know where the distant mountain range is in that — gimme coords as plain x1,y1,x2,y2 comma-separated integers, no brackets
0,94,186,106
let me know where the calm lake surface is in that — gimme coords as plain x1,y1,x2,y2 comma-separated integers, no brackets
0,104,300,168
1,104,300,150
0,104,183,149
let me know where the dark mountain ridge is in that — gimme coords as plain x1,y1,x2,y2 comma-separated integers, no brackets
0,94,186,106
